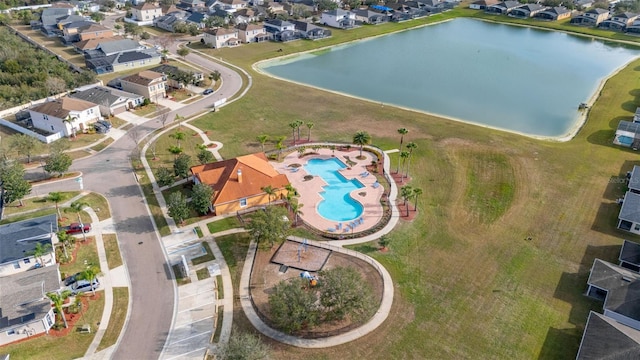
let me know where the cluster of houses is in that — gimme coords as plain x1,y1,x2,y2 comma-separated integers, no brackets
0,215,63,346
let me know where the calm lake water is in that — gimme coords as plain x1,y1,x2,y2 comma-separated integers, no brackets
259,18,640,138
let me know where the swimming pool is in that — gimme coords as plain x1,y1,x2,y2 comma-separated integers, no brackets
304,158,364,221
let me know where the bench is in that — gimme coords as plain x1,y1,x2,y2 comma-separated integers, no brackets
78,324,91,334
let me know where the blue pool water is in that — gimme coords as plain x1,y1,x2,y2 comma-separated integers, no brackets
304,158,364,222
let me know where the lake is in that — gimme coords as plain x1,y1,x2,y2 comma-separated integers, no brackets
257,18,640,139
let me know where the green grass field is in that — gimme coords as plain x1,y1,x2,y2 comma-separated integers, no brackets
96,287,129,351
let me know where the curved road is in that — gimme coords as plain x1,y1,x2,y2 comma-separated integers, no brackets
31,51,243,359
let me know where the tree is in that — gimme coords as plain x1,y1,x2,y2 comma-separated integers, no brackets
63,115,78,138
261,185,276,205
378,235,391,250
288,121,298,145
246,206,290,248
124,22,142,38
30,241,52,267
173,154,191,178
167,192,189,224
399,151,409,182
114,23,122,35
316,0,338,11
197,148,214,164
311,145,321,153
47,192,64,219
159,112,170,128
10,134,41,163
177,47,190,59
209,70,221,82
344,0,361,10
169,131,186,148
276,136,286,161
306,122,314,141
256,134,269,152
50,138,71,154
156,167,175,187
66,201,88,241
47,290,72,328
290,202,303,225
218,328,271,360
78,265,101,296
405,141,417,179
56,230,75,261
0,161,31,206
412,187,423,211
396,128,408,173
140,31,151,40
44,151,72,177
352,131,371,158
318,267,376,322
268,277,320,334
291,3,312,19
400,185,413,216
191,183,214,214
295,120,303,141
90,12,105,22
45,76,67,95
297,146,306,158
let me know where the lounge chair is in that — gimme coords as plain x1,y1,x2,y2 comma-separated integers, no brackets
327,228,335,232
361,172,370,178
290,168,300,172
372,182,380,189
358,217,364,224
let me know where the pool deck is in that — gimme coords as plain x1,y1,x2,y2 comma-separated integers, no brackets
273,148,384,236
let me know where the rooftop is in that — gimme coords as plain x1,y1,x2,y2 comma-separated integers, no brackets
620,191,640,224
620,240,640,268
0,214,58,266
577,311,640,359
30,97,97,118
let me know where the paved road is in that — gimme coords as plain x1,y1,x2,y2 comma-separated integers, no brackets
31,50,244,359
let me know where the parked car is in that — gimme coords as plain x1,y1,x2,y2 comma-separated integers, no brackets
66,223,91,234
71,278,99,295
94,123,109,134
203,88,214,95
97,120,112,129
64,272,81,286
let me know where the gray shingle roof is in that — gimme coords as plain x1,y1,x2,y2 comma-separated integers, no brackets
577,311,640,359
620,240,640,267
629,166,640,192
0,214,57,266
620,191,640,224
588,259,640,291
0,265,61,331
97,39,143,56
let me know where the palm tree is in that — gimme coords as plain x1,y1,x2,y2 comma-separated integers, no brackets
284,184,298,210
405,141,417,178
276,136,286,161
63,115,78,139
330,145,336,157
47,290,72,328
297,146,306,158
399,151,409,182
295,120,304,141
169,131,186,148
378,235,391,250
352,130,371,158
289,122,298,145
47,192,64,219
262,185,276,205
290,202,304,225
401,185,413,216
79,266,101,296
412,188,423,211
66,201,88,242
306,122,314,141
30,241,52,267
396,128,408,173
256,135,269,152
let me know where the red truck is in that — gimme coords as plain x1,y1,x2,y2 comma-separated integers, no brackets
65,223,91,234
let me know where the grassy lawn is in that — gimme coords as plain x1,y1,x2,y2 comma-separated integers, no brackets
161,182,192,201
79,192,111,221
178,13,640,357
216,275,224,298
2,191,80,216
167,88,195,101
192,241,215,265
60,237,99,278
103,234,123,270
216,233,251,291
132,104,166,117
110,117,128,128
91,138,114,152
196,267,210,280
97,287,129,351
172,263,191,286
1,292,105,360
132,159,171,236
207,216,242,234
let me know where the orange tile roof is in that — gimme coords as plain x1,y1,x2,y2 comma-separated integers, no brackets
190,153,290,205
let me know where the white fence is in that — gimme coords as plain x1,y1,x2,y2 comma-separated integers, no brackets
0,119,63,143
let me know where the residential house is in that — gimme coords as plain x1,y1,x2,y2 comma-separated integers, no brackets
577,311,640,359
627,165,640,194
574,0,594,9
0,265,61,347
131,2,163,21
619,239,640,272
353,9,387,24
179,0,205,10
61,20,95,37
28,97,101,137
485,1,523,14
508,4,546,18
634,107,640,123
69,85,144,116
626,19,640,34
236,23,271,43
613,120,640,149
84,39,162,73
75,0,102,13
266,1,287,16
321,9,356,29
150,64,204,89
154,10,190,32
233,8,261,24
291,20,332,40
264,19,298,41
0,214,58,277
120,70,167,101
38,7,74,36
570,8,610,26
189,153,291,215
203,28,240,48
77,23,114,41
469,0,499,10
533,6,571,21
186,11,208,28
217,0,247,11
73,36,123,53
618,191,640,234
599,12,639,31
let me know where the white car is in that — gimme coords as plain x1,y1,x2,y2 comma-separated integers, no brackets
71,278,100,295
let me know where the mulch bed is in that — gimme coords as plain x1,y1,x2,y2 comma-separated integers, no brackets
49,292,102,337
390,171,412,185
396,202,418,221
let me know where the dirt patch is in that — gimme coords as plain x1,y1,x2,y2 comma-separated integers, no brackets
250,245,384,338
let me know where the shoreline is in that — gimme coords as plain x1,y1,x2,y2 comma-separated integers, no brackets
253,18,640,143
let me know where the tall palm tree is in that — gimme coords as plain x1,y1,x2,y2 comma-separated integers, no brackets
30,242,52,267
256,135,269,152
295,120,304,140
399,151,409,182
66,201,88,242
288,122,298,145
401,185,413,216
405,142,417,178
79,266,101,296
396,128,408,173
47,192,64,219
63,115,78,139
284,184,298,210
352,131,371,158
306,122,314,141
412,188,423,211
169,131,186,148
276,136,286,161
262,185,276,205
47,290,72,328
291,202,304,226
